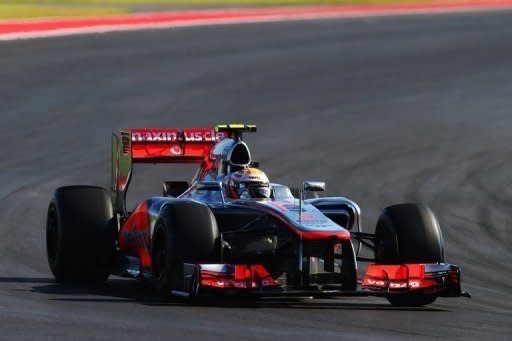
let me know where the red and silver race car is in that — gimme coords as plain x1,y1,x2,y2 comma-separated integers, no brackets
46,124,469,306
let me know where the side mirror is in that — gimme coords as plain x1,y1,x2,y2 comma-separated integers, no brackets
303,181,326,192
298,181,325,223
196,181,222,191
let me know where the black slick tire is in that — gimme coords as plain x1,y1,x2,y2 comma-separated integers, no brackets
374,203,444,306
46,186,115,283
151,200,219,296
341,240,358,291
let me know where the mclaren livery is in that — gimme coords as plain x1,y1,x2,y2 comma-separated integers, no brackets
46,124,469,306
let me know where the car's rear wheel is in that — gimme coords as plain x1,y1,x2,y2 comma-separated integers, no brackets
46,186,116,283
151,200,219,296
374,203,444,306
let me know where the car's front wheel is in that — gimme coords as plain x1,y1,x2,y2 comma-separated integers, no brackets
374,203,444,306
151,200,219,297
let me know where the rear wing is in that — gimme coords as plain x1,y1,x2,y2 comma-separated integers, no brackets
111,124,256,214
130,128,227,162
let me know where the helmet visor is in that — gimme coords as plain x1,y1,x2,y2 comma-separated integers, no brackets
246,183,271,199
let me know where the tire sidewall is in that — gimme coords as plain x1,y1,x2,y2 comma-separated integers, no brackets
375,203,444,264
46,186,114,283
150,201,219,295
151,218,177,293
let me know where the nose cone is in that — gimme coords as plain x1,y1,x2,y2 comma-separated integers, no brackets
298,229,351,241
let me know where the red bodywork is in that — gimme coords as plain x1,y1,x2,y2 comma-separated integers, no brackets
201,265,278,290
361,263,461,293
129,128,227,178
118,202,152,269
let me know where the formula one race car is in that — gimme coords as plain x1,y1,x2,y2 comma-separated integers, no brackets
46,124,469,306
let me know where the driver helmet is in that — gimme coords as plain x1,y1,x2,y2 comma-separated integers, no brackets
226,167,271,199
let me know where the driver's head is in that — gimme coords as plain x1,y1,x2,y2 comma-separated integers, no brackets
227,167,271,199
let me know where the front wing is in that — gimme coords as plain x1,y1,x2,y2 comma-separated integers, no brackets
175,262,466,299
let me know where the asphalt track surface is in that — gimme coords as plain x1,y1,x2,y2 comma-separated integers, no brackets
1,10,512,340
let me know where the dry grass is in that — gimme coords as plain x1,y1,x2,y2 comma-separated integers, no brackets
0,4,127,19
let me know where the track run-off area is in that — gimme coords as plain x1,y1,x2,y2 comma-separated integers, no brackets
1,7,512,340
